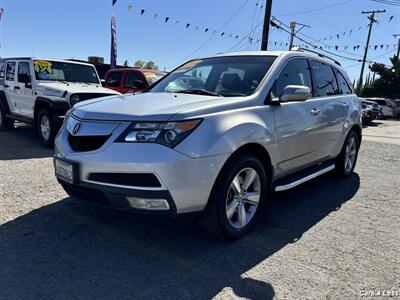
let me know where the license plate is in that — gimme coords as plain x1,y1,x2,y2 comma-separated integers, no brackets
55,158,76,184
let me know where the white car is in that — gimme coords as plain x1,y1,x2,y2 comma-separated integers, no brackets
0,58,120,146
367,98,396,118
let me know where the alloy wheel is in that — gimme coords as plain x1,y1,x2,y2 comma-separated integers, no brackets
40,114,51,141
225,167,261,229
344,136,357,174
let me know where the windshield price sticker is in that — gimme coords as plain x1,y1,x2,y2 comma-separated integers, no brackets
34,60,53,74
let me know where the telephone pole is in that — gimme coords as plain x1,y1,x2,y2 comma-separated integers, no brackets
357,9,385,94
288,21,311,50
261,0,273,50
394,34,400,58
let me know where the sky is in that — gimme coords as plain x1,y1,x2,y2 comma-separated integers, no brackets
0,0,399,82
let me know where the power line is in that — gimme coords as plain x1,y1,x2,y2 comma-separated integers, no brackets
371,0,400,6
276,0,353,17
171,0,250,67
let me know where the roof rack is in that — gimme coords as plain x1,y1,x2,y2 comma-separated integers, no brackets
290,47,341,66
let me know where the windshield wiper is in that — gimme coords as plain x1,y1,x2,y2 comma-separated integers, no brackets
175,89,221,97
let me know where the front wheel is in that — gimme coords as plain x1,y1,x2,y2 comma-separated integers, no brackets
37,109,57,148
0,105,14,131
198,155,268,239
335,131,360,178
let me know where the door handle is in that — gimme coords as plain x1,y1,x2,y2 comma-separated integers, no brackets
14,86,21,90
310,108,320,116
4,84,9,88
341,102,349,108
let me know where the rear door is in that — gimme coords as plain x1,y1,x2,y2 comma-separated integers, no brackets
104,71,123,93
308,60,347,159
272,57,326,176
123,71,148,93
15,61,34,117
4,61,19,114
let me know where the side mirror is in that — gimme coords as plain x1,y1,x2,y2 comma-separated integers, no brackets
132,80,145,89
280,85,310,102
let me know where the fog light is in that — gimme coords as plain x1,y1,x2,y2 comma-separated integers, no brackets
126,197,170,211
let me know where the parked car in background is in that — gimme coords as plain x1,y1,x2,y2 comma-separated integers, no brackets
367,98,396,119
0,58,120,146
103,68,166,94
394,99,400,118
360,98,379,124
54,48,362,239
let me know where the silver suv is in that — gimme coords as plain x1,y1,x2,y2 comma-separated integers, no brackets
54,49,362,239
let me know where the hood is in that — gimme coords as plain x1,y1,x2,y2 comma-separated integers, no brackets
72,92,245,121
35,81,120,97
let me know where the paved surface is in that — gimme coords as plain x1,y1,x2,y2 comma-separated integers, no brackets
0,120,399,300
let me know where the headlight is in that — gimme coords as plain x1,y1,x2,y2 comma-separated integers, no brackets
70,94,80,106
117,119,202,148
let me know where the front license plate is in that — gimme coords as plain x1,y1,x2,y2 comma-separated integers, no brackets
55,158,75,184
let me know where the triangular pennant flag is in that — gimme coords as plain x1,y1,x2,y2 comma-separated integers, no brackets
186,23,190,28
112,0,117,5
336,34,339,39
386,45,390,50
374,45,378,50
353,46,357,50
195,26,199,31
213,30,217,34
380,44,384,49
127,4,132,11
344,46,349,50
165,17,170,23
389,16,394,22
235,35,239,39
205,28,209,33
349,30,353,35
175,20,180,24
140,9,145,15
358,26,362,30
342,32,346,36
153,13,158,19
221,32,225,37
229,34,233,38
335,45,338,50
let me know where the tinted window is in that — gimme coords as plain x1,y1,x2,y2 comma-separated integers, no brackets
106,71,122,87
18,62,31,82
0,62,5,79
335,69,352,94
151,56,277,97
310,60,339,97
6,62,16,81
124,72,144,88
271,58,312,98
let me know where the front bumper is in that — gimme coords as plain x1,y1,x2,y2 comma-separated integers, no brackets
55,123,229,214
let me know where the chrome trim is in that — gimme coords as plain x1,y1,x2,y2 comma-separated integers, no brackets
274,164,335,192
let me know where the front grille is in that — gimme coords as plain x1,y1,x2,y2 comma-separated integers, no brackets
88,173,162,188
68,134,110,152
70,93,114,106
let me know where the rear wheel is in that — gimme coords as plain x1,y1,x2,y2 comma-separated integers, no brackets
198,154,268,239
0,105,14,131
335,131,360,178
37,108,57,147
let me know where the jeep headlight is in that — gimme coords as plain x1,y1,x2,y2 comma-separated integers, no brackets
117,119,202,148
70,94,80,106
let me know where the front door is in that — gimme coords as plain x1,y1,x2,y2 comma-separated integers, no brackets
270,58,326,177
14,61,34,117
4,61,19,114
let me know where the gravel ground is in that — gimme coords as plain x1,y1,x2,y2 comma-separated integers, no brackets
0,120,399,300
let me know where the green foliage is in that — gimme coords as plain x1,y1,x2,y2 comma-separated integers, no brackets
133,60,159,70
134,60,146,68
360,56,400,98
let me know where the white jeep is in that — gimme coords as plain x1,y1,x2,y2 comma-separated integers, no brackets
0,58,120,146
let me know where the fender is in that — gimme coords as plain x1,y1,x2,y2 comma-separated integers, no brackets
0,91,11,114
35,96,71,116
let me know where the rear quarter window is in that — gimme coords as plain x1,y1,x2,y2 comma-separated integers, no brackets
309,60,339,97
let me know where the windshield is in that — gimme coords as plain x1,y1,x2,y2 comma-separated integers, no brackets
150,56,276,97
144,71,165,85
33,60,100,84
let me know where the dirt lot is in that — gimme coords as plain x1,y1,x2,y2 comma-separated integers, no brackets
0,120,399,299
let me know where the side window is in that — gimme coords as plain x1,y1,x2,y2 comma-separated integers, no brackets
309,60,339,97
0,62,5,79
125,72,144,87
106,71,121,87
272,58,312,98
334,69,353,95
6,62,16,81
18,62,31,82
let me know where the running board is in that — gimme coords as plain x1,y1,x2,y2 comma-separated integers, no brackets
274,163,335,192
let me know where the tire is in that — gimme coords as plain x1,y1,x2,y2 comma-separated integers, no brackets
334,130,360,178
37,108,57,148
198,154,268,239
0,105,14,131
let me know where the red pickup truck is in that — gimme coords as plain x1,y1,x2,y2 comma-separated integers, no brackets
103,68,165,94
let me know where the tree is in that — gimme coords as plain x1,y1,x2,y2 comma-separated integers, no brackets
134,60,145,68
123,60,129,67
360,56,400,98
144,61,159,71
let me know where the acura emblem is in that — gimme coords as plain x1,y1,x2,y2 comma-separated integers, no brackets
72,122,81,135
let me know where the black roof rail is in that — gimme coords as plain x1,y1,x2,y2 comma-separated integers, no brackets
290,47,341,66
